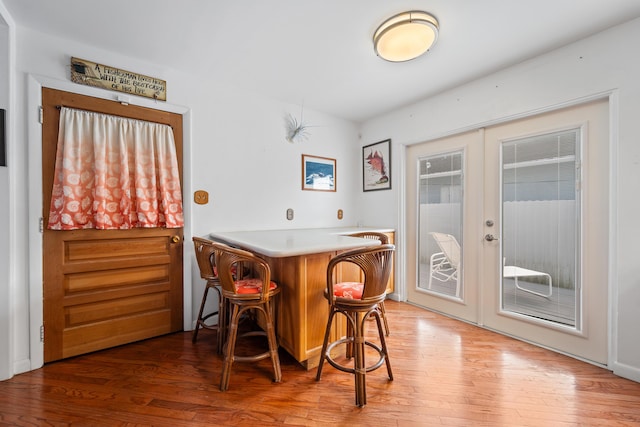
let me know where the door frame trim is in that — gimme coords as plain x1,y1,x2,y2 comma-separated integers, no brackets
399,90,618,369
27,74,193,371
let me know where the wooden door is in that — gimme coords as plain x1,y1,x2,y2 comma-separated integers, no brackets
42,88,184,362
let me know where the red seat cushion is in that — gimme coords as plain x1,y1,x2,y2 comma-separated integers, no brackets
234,278,278,294
333,282,364,299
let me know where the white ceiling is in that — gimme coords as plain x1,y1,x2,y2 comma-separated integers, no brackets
4,0,640,122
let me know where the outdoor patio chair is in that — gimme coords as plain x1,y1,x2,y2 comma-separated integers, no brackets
503,259,553,298
428,232,461,298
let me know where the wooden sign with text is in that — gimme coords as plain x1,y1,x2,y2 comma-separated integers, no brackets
70,57,167,101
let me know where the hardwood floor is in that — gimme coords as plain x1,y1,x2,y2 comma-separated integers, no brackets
1,300,639,426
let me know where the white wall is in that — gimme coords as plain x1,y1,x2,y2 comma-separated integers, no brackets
1,14,361,379
360,18,640,382
189,87,361,236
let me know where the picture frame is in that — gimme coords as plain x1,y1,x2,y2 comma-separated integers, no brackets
302,154,336,192
0,109,5,167
363,139,391,191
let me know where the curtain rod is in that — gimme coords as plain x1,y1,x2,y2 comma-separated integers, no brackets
55,104,129,110
54,105,174,128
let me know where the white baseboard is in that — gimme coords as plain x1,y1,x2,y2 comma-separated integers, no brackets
13,358,33,376
612,361,640,383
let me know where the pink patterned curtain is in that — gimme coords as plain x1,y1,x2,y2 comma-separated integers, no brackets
48,107,184,230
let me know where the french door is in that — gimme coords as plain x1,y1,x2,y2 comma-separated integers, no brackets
406,99,609,364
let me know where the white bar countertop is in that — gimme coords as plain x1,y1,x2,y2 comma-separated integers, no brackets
208,227,394,258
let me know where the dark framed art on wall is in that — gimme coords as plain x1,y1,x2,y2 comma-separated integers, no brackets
0,109,6,167
363,139,391,191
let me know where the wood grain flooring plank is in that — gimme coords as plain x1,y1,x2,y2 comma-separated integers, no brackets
1,301,639,426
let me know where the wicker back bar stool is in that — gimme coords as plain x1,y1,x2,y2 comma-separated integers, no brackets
192,237,225,353
315,244,395,407
348,231,391,336
212,241,282,391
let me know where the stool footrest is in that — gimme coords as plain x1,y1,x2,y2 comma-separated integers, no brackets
196,311,219,329
324,338,387,374
225,330,277,363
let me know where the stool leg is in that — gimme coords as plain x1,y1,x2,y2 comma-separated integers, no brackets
354,311,366,407
264,301,282,383
192,285,211,343
315,308,337,381
378,301,390,336
217,293,226,355
220,303,240,392
345,312,355,359
373,309,393,381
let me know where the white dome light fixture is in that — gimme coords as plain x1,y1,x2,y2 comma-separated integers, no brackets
373,11,439,62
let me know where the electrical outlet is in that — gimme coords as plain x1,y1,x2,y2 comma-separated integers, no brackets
337,209,343,220
194,190,209,205
286,208,294,220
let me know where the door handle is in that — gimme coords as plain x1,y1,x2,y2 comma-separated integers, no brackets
171,235,181,243
484,234,499,242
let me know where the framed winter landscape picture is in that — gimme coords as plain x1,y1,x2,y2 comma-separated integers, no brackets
302,154,336,192
363,139,391,191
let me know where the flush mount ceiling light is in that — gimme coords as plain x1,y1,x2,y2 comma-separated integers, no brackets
373,11,439,62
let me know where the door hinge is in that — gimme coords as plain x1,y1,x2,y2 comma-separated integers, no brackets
38,106,44,124
39,217,44,233
40,325,44,343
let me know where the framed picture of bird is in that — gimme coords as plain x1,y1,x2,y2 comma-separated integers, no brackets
362,139,391,191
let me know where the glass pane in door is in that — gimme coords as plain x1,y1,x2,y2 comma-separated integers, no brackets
418,151,463,299
501,129,580,328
